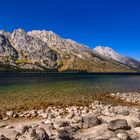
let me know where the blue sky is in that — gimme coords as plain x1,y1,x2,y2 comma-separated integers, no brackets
0,0,140,60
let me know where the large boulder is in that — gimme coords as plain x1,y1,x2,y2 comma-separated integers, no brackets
56,129,73,140
108,119,129,131
61,126,79,135
130,119,140,128
27,128,37,138
117,110,130,116
82,113,100,128
21,125,31,134
23,127,49,140
6,111,14,117
0,135,9,140
15,124,31,134
94,130,116,140
35,128,49,140
53,119,70,128
116,131,130,140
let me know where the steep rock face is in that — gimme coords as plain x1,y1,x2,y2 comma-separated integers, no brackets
94,46,140,69
28,30,92,59
0,29,137,72
0,34,18,63
9,29,59,70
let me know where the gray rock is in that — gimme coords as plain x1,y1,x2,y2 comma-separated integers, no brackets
62,126,78,135
26,128,49,139
130,120,140,128
47,113,55,119
82,113,100,128
9,130,21,140
45,107,53,113
109,137,121,140
44,119,52,125
66,112,75,119
53,119,70,128
6,111,14,117
19,113,24,117
68,106,78,113
72,116,83,124
94,130,115,140
116,130,130,140
108,119,129,131
2,117,8,121
40,113,48,118
28,128,37,137
117,110,130,116
108,106,115,113
0,123,7,128
56,129,73,140
43,120,55,130
29,110,37,117
95,137,108,140
37,109,45,114
21,125,31,134
102,106,112,116
92,100,101,106
35,127,49,140
13,113,19,118
99,117,107,124
81,106,89,114
96,105,102,114
5,125,14,129
71,116,83,128
127,129,138,139
0,135,9,140
17,135,26,140
31,123,40,128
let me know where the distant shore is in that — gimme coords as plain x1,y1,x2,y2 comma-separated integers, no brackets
0,71,140,73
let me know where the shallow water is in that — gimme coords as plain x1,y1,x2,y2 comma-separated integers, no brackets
0,73,140,111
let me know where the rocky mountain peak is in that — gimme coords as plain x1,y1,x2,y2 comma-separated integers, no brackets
94,46,125,62
11,28,26,39
0,30,10,38
94,46,140,69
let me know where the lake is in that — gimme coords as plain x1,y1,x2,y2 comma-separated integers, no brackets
0,73,140,112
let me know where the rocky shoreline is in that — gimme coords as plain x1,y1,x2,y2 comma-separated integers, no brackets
0,92,140,140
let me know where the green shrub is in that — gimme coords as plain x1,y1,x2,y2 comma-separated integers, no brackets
16,59,33,64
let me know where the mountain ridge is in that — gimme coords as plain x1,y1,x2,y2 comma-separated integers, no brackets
0,29,138,72
94,46,140,69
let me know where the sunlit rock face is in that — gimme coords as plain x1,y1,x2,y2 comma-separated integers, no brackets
94,46,125,63
94,46,140,69
0,29,137,72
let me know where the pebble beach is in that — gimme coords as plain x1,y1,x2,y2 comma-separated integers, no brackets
0,92,140,140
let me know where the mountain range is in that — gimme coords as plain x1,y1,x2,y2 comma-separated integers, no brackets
94,46,140,69
0,29,139,72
